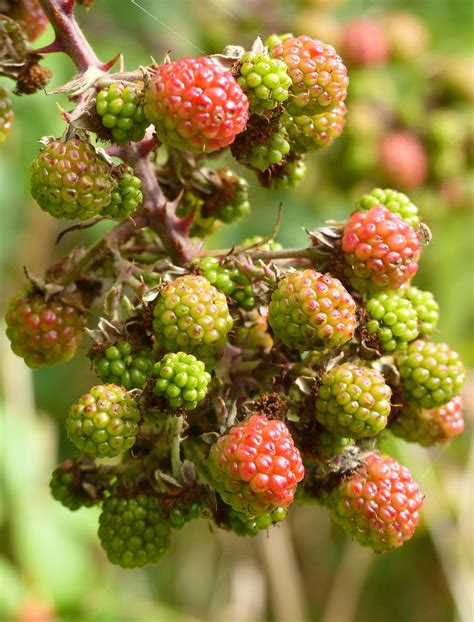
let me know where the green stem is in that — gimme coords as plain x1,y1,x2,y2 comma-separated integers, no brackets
169,415,184,484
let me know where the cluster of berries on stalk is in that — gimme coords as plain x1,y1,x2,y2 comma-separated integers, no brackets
3,7,467,571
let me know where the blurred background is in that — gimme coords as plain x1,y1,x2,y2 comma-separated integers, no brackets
0,0,473,620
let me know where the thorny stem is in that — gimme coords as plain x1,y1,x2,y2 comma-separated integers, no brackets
38,0,102,72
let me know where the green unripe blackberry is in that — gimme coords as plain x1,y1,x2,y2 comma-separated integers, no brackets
356,188,420,228
212,170,250,224
98,495,171,568
258,154,307,190
268,269,357,351
247,124,291,171
284,102,347,152
192,256,255,310
168,499,205,529
237,50,292,113
153,352,211,410
405,287,440,336
103,166,143,218
94,341,155,389
366,292,419,352
152,275,233,358
50,465,96,511
315,363,391,438
96,82,148,144
228,506,287,537
0,86,13,143
31,139,115,220
397,340,466,409
66,384,141,458
241,236,282,251
317,431,352,459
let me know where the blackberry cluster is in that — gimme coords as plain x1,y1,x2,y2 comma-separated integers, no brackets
50,466,96,511
152,275,233,359
66,384,141,458
315,363,391,438
96,82,148,144
152,352,211,410
192,256,255,310
103,167,143,218
30,139,115,220
167,500,205,529
356,188,420,227
284,102,347,152
237,50,292,113
98,495,171,568
93,341,155,389
366,292,419,352
405,287,440,335
397,340,466,409
268,270,356,351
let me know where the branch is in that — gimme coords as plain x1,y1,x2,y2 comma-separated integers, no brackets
38,0,102,72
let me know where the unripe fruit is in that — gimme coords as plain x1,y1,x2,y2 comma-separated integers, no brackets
237,51,292,113
94,341,155,389
209,414,304,516
153,352,211,410
66,384,141,458
356,188,420,228
405,287,439,336
268,269,356,351
4,0,48,41
144,56,248,153
102,166,143,218
49,465,96,511
192,256,255,310
96,82,148,144
98,495,171,568
342,205,421,292
5,290,86,368
378,131,428,189
397,340,466,409
152,275,233,359
31,139,115,220
366,292,419,352
329,451,424,552
227,506,287,536
390,396,464,446
258,153,307,190
269,34,349,115
340,18,389,67
284,102,347,152
315,363,391,438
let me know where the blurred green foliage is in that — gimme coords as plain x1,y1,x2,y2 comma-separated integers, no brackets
0,1,472,621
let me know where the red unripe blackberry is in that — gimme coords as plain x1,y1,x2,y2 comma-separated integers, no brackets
397,340,466,409
378,131,428,189
269,34,349,115
268,269,356,351
329,451,424,552
340,18,389,67
356,187,420,228
284,101,347,152
98,495,171,568
208,414,304,517
66,384,141,458
315,363,391,438
4,0,48,41
152,274,233,358
390,396,464,446
144,56,249,153
5,290,86,368
30,139,115,220
341,205,421,292
0,86,13,143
